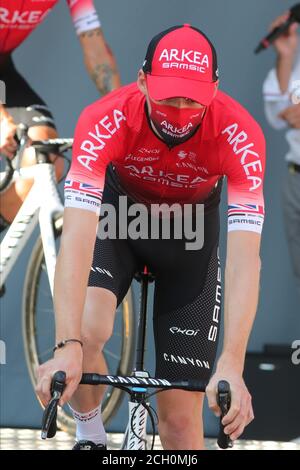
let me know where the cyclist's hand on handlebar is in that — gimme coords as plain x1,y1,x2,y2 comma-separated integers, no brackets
0,114,18,159
36,344,83,407
206,363,254,442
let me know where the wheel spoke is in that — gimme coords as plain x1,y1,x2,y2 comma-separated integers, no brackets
103,349,121,361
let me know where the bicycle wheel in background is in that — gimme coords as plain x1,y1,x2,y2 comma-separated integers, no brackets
22,214,135,435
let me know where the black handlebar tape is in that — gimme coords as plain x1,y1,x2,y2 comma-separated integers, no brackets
217,380,233,449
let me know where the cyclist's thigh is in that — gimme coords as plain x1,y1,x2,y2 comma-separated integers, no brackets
152,208,221,383
88,176,141,308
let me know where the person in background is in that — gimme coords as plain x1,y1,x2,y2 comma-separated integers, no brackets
263,11,300,298
0,0,121,232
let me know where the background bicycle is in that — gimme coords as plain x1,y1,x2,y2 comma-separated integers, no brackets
0,129,135,434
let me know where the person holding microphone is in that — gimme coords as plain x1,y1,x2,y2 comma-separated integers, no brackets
263,9,300,298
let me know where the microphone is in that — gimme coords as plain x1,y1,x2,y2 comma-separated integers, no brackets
255,3,300,54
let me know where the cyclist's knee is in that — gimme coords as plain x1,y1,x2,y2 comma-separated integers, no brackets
157,391,204,440
158,410,204,448
81,288,117,350
158,411,195,435
28,125,57,141
81,324,114,353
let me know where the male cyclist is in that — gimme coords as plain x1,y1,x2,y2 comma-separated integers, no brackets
37,24,265,450
0,0,120,232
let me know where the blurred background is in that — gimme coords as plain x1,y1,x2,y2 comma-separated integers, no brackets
0,0,299,443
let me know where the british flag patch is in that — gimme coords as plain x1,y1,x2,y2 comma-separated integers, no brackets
228,204,264,217
65,180,103,200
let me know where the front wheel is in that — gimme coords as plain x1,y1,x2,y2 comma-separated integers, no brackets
22,214,135,435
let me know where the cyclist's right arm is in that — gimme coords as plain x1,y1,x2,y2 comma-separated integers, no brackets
36,207,98,407
36,100,126,406
0,104,17,158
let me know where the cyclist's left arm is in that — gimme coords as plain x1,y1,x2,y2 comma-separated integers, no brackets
67,0,121,95
206,112,266,441
207,231,261,441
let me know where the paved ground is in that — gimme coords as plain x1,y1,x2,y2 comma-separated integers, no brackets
1,428,300,450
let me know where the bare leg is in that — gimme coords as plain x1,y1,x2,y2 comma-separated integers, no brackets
157,389,205,450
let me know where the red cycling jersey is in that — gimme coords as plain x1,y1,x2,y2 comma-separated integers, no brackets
65,83,266,233
0,0,100,54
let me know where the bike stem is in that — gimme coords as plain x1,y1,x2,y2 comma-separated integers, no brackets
135,266,153,372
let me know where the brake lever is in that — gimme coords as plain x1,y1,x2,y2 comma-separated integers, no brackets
41,371,66,440
217,380,233,449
